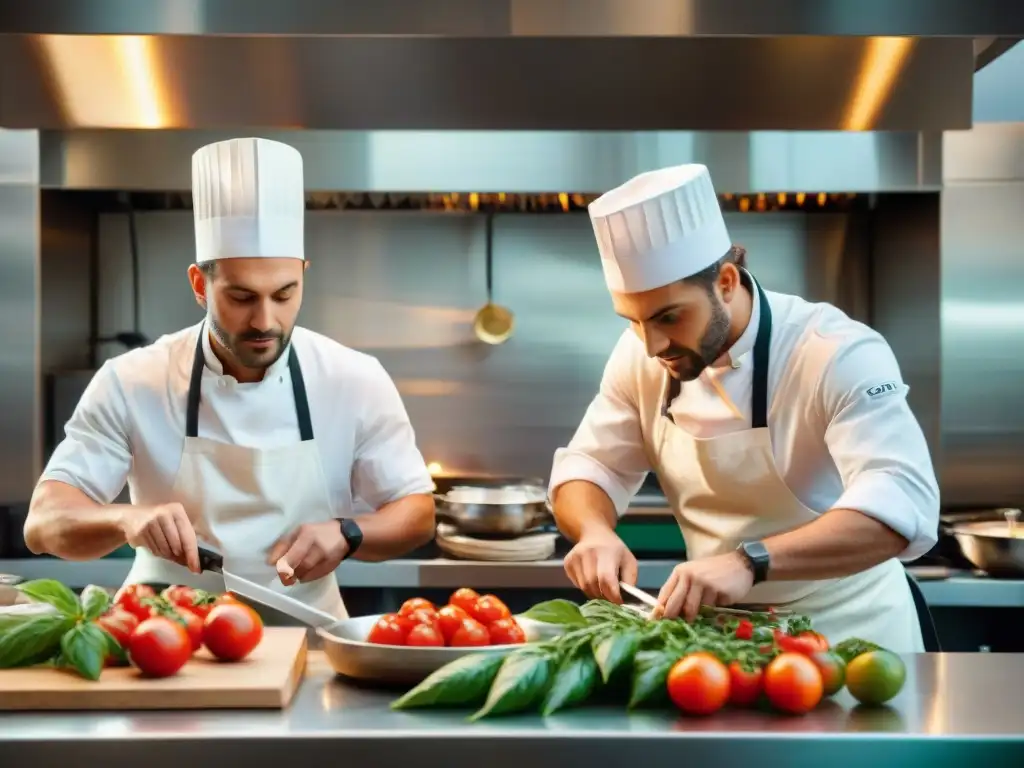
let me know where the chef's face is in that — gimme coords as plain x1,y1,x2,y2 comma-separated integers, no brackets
188,258,306,373
612,262,741,381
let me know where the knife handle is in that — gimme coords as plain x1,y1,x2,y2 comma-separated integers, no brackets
196,546,224,573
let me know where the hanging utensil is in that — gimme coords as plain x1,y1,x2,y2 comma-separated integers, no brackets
473,213,514,345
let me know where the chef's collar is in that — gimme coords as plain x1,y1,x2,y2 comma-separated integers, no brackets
713,270,760,370
201,324,291,382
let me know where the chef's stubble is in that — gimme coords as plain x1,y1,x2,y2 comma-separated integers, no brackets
664,296,732,381
207,311,291,370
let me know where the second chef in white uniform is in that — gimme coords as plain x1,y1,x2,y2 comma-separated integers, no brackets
549,164,940,651
25,137,436,620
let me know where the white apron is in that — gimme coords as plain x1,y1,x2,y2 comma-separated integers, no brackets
122,325,348,620
651,272,923,652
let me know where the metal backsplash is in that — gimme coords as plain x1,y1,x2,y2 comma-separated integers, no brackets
941,123,1024,508
39,130,944,194
74,209,871,482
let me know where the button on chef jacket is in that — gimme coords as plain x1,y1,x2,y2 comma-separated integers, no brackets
42,322,435,515
549,282,941,561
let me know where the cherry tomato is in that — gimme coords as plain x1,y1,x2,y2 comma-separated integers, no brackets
398,597,437,618
186,591,219,620
734,619,754,641
161,585,195,607
436,605,469,643
810,650,846,697
405,623,445,647
366,614,412,645
202,603,264,661
94,607,140,665
487,618,526,645
406,607,440,627
128,616,192,678
116,584,157,622
449,588,480,615
774,629,829,656
173,608,204,652
763,652,824,714
472,595,511,625
666,652,730,716
449,617,490,647
727,661,763,707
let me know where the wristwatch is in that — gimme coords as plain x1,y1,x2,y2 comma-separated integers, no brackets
736,540,771,585
337,517,364,560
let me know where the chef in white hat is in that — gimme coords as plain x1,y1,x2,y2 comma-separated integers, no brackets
24,138,436,619
549,164,940,651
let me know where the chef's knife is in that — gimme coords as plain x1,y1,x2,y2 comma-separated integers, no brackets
197,547,339,629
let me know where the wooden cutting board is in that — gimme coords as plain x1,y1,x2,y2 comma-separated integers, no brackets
0,627,308,711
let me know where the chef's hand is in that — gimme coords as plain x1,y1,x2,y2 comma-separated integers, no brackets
563,529,638,604
657,552,754,622
268,521,348,586
121,502,201,574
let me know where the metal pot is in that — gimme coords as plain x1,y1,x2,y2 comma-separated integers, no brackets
434,484,553,536
944,509,1024,577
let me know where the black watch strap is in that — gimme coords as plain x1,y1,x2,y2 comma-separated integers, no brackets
338,517,363,560
738,540,771,585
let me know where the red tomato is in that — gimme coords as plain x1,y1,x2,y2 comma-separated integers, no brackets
173,608,204,652
436,605,469,643
734,619,754,641
810,650,846,697
487,618,526,645
405,607,440,627
405,623,445,647
472,595,511,625
763,652,824,714
449,588,480,615
161,585,196,608
727,661,763,707
398,597,437,618
116,584,157,622
128,616,192,678
202,603,264,662
366,614,412,646
667,653,730,716
774,629,829,656
449,617,490,647
95,608,140,665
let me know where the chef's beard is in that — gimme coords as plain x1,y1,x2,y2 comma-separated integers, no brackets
659,296,732,381
207,312,291,370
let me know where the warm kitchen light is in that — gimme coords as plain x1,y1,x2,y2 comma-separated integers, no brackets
842,37,915,131
427,462,444,475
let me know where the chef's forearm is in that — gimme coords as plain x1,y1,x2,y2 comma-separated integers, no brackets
352,493,435,561
551,480,619,543
762,507,909,581
24,480,130,560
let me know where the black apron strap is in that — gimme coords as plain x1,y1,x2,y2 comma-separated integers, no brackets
905,571,942,652
663,269,772,427
186,326,315,442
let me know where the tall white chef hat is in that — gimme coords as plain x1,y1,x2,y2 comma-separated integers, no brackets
191,137,305,264
588,164,731,294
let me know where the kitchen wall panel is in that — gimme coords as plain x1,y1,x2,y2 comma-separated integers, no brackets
85,210,868,480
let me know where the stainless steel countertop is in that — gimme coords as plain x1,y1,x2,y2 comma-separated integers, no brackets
2,653,1022,767
2,557,1023,608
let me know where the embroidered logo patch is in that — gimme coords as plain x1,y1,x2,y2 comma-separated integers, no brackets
865,381,899,398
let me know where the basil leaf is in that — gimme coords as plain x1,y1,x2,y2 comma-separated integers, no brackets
521,599,587,627
80,585,112,621
16,579,81,618
628,649,682,709
391,652,508,710
0,614,74,668
592,630,640,683
469,651,554,720
94,624,128,664
832,638,884,665
541,647,599,716
60,622,108,681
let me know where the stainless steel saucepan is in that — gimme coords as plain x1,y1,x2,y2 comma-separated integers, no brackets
434,484,553,536
944,508,1024,577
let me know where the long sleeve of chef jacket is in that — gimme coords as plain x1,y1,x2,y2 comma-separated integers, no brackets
549,323,941,562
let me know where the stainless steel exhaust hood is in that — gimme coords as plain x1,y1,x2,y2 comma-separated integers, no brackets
1,0,1018,131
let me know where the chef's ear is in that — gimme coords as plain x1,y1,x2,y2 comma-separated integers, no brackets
186,262,213,308
718,261,742,302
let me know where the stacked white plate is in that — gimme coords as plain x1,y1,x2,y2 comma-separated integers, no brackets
435,523,557,562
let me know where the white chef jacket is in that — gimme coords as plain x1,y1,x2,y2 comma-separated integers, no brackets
550,284,941,561
42,322,435,515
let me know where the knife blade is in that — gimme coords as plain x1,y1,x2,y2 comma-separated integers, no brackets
197,546,339,629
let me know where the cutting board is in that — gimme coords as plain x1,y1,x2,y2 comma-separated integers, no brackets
0,626,307,711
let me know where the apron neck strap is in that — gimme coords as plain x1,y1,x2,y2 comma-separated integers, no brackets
662,268,773,429
186,326,315,442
